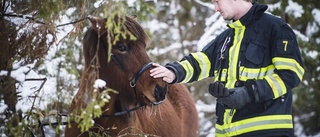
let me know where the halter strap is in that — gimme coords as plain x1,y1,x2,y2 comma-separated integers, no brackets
130,62,153,87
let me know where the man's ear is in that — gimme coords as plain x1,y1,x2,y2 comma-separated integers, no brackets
87,15,107,35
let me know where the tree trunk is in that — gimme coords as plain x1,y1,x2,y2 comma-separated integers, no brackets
0,17,17,115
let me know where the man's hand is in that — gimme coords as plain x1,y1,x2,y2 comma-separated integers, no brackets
209,80,258,109
150,63,176,83
217,86,252,109
208,82,230,97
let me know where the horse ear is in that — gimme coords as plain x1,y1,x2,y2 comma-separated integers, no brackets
129,15,138,21
87,15,107,34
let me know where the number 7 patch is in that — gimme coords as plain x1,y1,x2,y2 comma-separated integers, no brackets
277,39,293,55
283,40,288,51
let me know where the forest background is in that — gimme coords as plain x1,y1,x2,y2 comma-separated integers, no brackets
0,0,319,136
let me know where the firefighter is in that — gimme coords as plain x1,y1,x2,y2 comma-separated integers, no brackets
150,0,304,136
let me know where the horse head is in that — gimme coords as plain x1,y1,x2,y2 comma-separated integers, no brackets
83,15,167,109
66,15,199,137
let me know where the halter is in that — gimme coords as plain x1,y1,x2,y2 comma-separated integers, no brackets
130,62,153,87
109,53,154,115
110,53,153,90
103,41,158,117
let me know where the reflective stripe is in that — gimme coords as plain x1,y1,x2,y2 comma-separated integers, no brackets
217,65,287,98
239,65,275,80
191,52,211,81
218,21,246,136
178,60,194,83
215,115,293,136
226,21,245,88
223,109,236,125
215,65,274,82
214,69,227,82
272,57,304,80
265,73,286,98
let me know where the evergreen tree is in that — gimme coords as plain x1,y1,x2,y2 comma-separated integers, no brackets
0,0,155,136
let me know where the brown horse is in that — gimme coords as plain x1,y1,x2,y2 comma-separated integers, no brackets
64,15,198,137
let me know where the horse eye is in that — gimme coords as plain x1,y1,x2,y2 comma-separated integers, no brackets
117,44,128,52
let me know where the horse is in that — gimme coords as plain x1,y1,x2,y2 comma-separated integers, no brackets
64,15,198,137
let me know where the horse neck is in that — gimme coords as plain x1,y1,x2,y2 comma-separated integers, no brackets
102,87,138,114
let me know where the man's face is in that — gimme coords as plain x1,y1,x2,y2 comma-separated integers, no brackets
212,0,235,20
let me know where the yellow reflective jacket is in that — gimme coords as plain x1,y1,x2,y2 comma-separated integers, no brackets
165,3,304,137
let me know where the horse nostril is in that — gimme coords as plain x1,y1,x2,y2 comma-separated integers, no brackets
154,84,167,103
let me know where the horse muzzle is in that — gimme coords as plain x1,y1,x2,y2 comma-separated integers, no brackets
153,84,168,105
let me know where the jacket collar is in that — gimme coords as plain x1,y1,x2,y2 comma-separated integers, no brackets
229,3,268,27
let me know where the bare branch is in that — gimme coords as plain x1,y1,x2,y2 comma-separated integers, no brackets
25,77,47,121
1,13,46,24
56,17,88,27
1,13,88,28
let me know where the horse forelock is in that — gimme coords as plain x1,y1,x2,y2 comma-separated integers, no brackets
84,15,150,56
123,16,151,47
